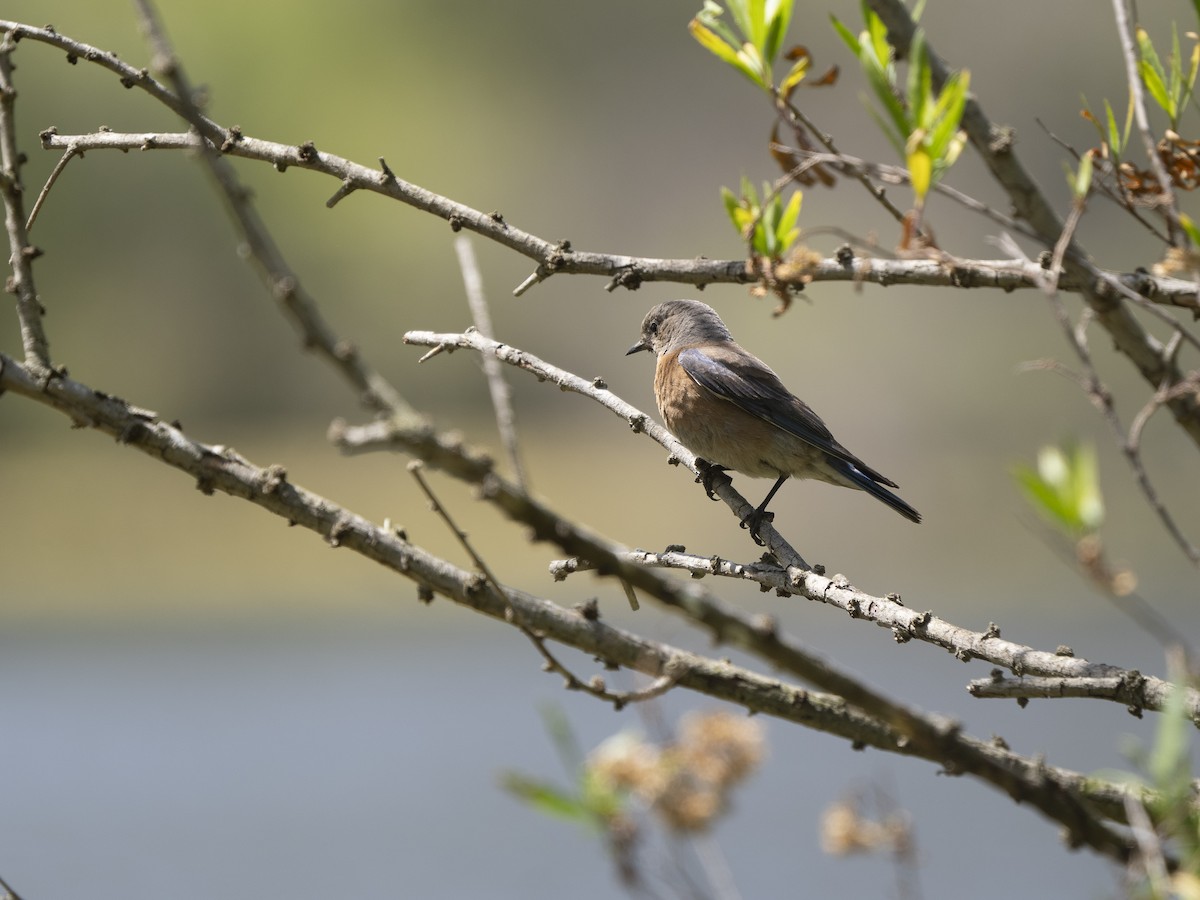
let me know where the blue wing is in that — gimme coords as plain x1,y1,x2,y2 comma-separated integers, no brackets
677,345,900,489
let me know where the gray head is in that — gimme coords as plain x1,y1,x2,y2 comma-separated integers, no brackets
625,299,734,357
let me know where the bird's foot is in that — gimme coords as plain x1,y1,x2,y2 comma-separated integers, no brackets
694,459,730,501
740,507,775,546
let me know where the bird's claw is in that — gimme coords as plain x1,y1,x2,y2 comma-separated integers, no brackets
694,459,730,501
740,508,775,546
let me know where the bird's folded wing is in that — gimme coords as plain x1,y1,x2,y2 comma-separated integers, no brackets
677,345,899,489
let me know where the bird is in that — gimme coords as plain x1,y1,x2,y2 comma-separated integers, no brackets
626,299,920,542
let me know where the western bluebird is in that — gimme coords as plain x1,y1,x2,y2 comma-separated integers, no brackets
626,299,920,542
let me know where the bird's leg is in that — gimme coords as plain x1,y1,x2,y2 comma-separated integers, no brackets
742,474,789,545
694,458,731,501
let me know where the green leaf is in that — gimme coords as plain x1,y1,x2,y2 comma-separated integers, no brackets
697,0,744,49
501,773,600,827
906,29,930,130
727,0,756,49
1014,442,1105,536
1138,26,1168,85
865,103,906,160
690,17,766,88
763,0,792,65
865,2,892,71
1069,443,1104,531
736,40,767,84
1184,34,1200,112
722,179,768,248
829,13,861,56
846,9,910,150
1014,464,1075,533
1102,96,1129,158
927,69,969,160
721,185,742,228
907,145,932,202
1178,212,1200,247
745,0,767,55
1072,150,1094,200
1171,24,1184,104
1138,28,1173,117
776,189,803,252
539,703,584,775
753,191,775,256
780,56,809,94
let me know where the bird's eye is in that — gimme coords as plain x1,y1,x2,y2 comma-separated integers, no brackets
648,321,659,335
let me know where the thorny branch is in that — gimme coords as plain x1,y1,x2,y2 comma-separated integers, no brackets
454,236,530,490
0,29,49,370
400,331,1200,724
32,127,1200,314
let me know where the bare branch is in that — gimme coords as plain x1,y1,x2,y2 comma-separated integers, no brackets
554,546,1200,722
0,872,23,900
454,236,529,490
25,142,81,233
966,670,1182,712
410,459,656,706
1126,366,1200,565
0,28,49,369
34,127,1200,313
775,98,910,227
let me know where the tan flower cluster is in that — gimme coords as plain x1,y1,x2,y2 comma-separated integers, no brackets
819,798,913,858
586,710,766,834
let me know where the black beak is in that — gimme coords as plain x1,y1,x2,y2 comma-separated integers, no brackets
625,339,649,356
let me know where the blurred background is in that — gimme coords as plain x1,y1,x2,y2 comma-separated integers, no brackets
2,1,1198,897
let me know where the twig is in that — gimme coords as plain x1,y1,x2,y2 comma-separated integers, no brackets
0,873,23,900
0,27,50,369
966,670,1185,713
1125,362,1200,565
777,97,909,227
409,459,659,705
1043,191,1088,295
454,236,529,490
1124,793,1171,895
1111,0,1182,241
523,627,681,711
25,142,81,232
408,459,516,616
